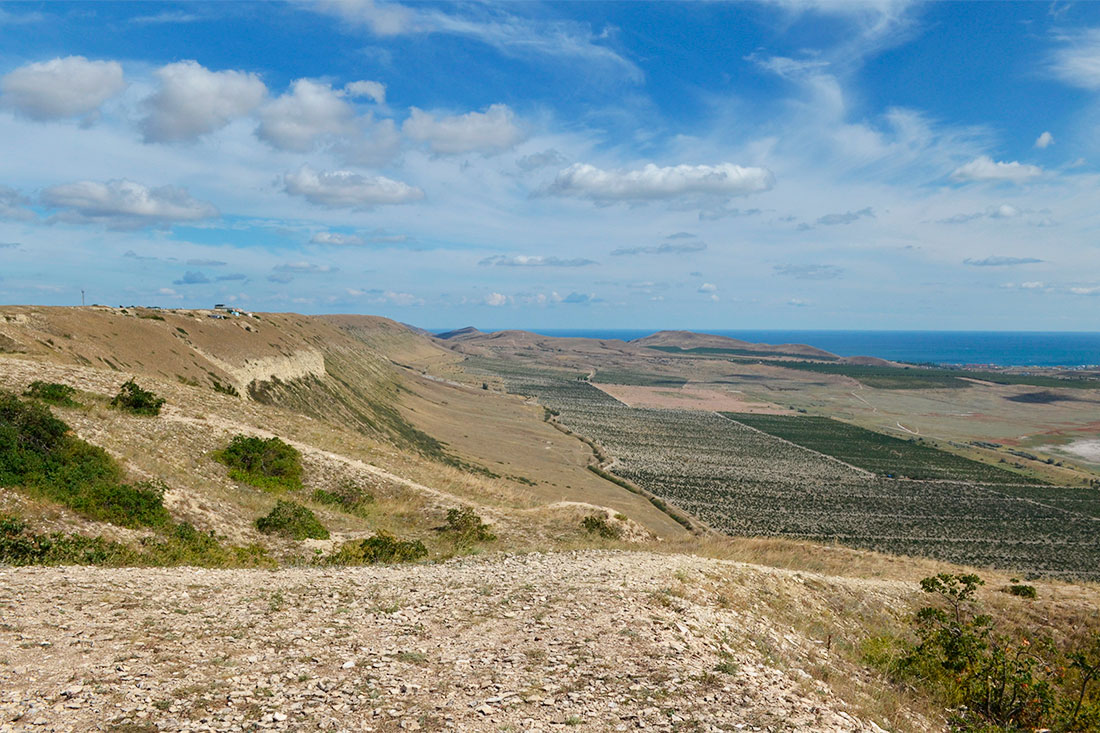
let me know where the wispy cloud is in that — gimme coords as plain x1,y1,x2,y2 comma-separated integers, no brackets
816,207,874,226
479,255,596,267
774,263,844,279
963,256,1043,267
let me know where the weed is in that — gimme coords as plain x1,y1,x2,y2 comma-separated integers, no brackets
110,380,165,416
581,514,621,540
255,500,329,540
325,531,427,565
312,479,374,515
439,506,496,545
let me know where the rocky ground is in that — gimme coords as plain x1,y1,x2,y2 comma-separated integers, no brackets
0,551,901,732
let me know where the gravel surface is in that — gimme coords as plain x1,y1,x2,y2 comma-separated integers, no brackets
0,551,888,732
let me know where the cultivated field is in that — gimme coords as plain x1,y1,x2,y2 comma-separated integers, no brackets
471,362,1100,579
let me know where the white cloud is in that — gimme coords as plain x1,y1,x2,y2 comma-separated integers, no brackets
282,165,424,207
274,261,337,273
1070,286,1100,296
345,80,386,104
1021,281,1045,289
0,185,35,221
313,0,642,82
403,104,523,155
816,207,874,225
485,292,509,306
517,149,566,171
41,179,218,228
338,116,402,167
141,61,267,143
951,156,1042,183
311,231,366,246
479,254,596,267
963,256,1043,267
382,290,423,306
1035,131,1054,149
0,56,125,121
698,282,717,293
1048,28,1100,90
257,79,356,152
547,162,774,203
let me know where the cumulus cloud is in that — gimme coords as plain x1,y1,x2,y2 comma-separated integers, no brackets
546,162,774,203
403,103,523,155
282,165,424,208
257,79,359,152
311,231,366,246
816,207,874,225
141,61,267,142
485,292,509,306
478,254,596,267
1070,286,1100,296
0,186,35,221
173,271,211,285
951,156,1042,183
381,290,423,306
337,116,402,167
0,56,125,121
561,291,597,304
1035,131,1054,149
516,149,566,171
774,264,843,279
344,80,386,104
963,256,1043,267
938,204,1030,224
41,179,218,228
698,283,717,293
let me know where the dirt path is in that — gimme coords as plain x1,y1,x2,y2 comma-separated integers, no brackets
0,552,895,733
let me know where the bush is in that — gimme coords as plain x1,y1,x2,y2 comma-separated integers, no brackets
0,392,170,527
0,513,272,568
439,506,496,545
312,479,374,516
255,500,329,540
1005,583,1038,599
23,381,79,407
216,434,302,491
872,573,1100,732
110,379,165,416
211,380,239,397
325,531,427,565
582,514,621,540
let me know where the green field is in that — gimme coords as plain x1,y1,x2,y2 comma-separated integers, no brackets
469,362,1100,579
767,361,1100,390
647,345,839,361
592,370,688,387
727,414,1036,484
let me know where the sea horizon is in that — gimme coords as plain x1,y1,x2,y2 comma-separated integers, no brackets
430,327,1100,368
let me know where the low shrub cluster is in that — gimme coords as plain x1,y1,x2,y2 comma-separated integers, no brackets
325,531,427,565
216,434,303,491
110,379,165,416
869,573,1100,731
439,506,496,545
581,514,621,540
255,500,329,540
0,513,271,567
23,381,80,407
0,391,170,527
312,479,374,516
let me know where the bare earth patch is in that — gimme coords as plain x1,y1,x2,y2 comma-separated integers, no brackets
591,383,793,414
0,552,898,733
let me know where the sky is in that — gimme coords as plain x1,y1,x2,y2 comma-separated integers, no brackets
1,1,1099,331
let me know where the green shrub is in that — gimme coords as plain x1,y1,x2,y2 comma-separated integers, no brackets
23,381,79,407
870,573,1100,732
255,500,329,540
439,506,496,545
581,514,621,539
1005,583,1038,599
211,380,239,397
312,479,374,515
216,434,302,491
110,379,165,416
0,513,272,568
325,531,427,565
0,392,169,527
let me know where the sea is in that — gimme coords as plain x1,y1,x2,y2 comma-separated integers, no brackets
487,330,1100,368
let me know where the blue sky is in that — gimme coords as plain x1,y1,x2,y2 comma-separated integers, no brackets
2,1,1100,330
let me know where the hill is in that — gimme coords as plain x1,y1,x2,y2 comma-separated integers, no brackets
2,306,1099,731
